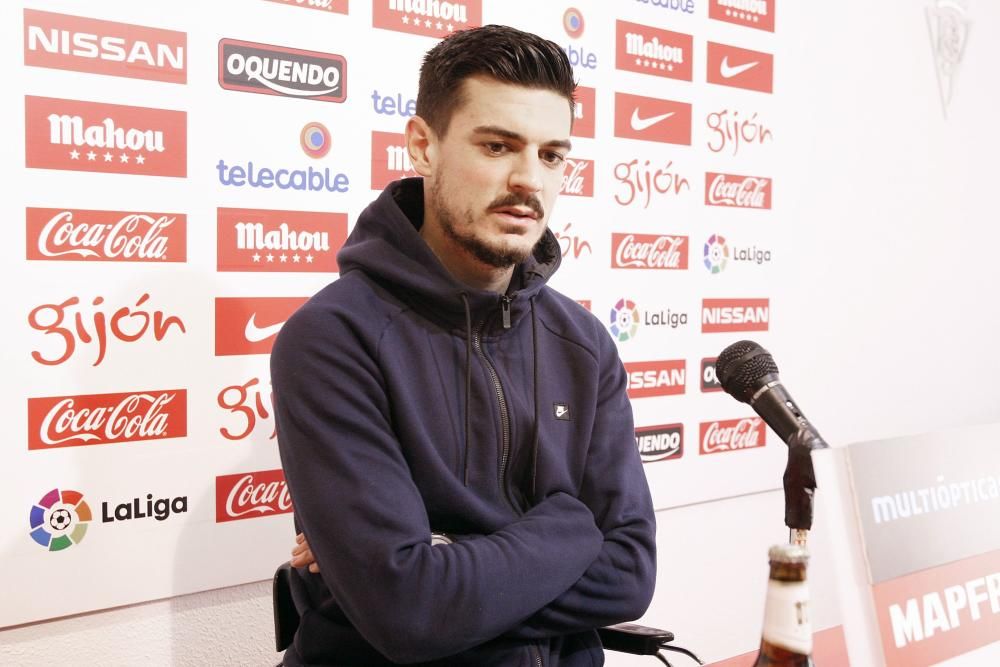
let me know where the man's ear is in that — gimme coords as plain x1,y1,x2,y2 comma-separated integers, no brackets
405,116,436,177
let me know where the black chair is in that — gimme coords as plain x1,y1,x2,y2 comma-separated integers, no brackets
273,562,702,666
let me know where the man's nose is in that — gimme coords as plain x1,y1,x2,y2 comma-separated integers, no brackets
508,153,544,194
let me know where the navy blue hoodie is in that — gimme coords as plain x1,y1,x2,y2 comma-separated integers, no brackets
272,178,656,666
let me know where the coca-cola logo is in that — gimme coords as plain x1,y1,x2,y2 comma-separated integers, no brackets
25,96,187,177
215,469,293,522
24,9,187,84
216,207,345,273
560,158,595,197
571,85,596,139
704,173,772,209
700,417,766,454
26,208,186,262
612,233,688,269
372,0,482,38
28,293,187,366
28,389,187,450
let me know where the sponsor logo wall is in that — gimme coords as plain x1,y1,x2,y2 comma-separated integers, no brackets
4,0,786,627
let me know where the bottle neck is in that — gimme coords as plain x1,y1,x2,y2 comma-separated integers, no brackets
760,564,812,658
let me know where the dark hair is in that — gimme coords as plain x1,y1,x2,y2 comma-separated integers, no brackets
416,24,576,136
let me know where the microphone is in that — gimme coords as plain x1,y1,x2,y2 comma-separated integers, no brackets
714,340,827,449
714,340,829,541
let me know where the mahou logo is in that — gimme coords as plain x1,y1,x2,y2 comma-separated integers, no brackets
23,9,186,84
625,360,686,399
700,417,766,455
263,0,349,14
373,0,482,39
612,233,688,270
614,92,691,145
218,39,346,103
615,20,693,81
704,173,772,209
371,131,417,190
215,297,307,356
635,424,683,463
25,96,187,177
572,85,596,139
26,208,186,263
561,158,594,197
706,42,774,94
217,207,345,273
701,298,770,333
709,0,775,32
28,389,187,450
216,469,293,522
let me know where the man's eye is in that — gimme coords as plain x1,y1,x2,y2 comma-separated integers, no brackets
485,142,508,154
542,151,566,166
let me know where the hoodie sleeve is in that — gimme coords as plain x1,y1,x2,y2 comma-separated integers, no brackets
506,325,657,639
271,302,604,664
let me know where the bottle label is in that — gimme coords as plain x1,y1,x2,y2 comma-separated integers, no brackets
761,580,813,655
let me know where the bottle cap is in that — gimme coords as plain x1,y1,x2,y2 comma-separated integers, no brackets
768,543,810,564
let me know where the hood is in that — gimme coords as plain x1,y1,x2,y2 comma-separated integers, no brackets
337,178,562,329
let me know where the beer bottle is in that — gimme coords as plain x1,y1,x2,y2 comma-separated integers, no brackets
753,544,815,666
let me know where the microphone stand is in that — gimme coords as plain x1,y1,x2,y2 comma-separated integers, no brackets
783,428,828,547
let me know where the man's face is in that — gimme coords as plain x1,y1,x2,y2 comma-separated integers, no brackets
426,76,572,269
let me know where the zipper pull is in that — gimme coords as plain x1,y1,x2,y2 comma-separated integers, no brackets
500,296,512,329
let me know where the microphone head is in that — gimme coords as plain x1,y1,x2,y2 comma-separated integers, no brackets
715,340,779,403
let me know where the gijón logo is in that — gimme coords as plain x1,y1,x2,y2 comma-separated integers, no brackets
635,423,683,462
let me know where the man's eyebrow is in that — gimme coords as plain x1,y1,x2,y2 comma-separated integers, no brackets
471,125,572,152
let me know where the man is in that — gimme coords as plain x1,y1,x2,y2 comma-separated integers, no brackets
271,24,656,666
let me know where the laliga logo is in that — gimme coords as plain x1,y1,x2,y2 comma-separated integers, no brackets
609,298,640,342
704,234,729,274
29,488,90,551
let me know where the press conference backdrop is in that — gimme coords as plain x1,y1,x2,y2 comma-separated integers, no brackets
3,0,1000,665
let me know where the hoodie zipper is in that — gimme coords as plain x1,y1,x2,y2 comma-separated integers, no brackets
472,307,517,512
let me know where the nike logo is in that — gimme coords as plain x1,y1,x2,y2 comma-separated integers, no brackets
720,56,758,79
630,108,676,132
244,313,286,343
553,403,571,420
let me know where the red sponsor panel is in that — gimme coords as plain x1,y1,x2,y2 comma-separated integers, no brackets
702,298,769,333
706,42,774,94
699,417,765,455
371,131,417,190
215,297,307,356
25,96,187,177
872,548,1000,667
28,389,187,450
611,233,688,270
614,92,691,145
615,20,693,81
577,300,592,311
23,9,186,84
625,360,686,399
572,85,596,139
218,39,347,103
701,357,723,393
708,0,776,32
215,469,293,522
26,207,186,262
217,208,345,273
704,172,772,209
264,0,349,14
561,158,594,197
635,423,683,463
372,0,482,38
706,626,848,666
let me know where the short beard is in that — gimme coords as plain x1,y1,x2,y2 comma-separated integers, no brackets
431,180,536,269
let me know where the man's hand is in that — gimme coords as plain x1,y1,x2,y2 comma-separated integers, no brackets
291,532,320,573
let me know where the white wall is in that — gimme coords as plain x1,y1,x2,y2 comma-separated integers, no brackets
4,1,999,665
